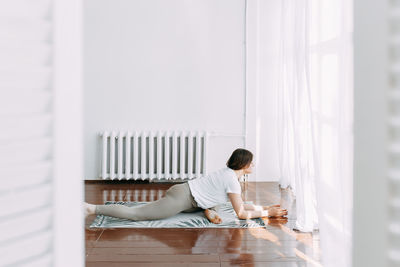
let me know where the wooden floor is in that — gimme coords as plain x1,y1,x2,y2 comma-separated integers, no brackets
85,181,321,267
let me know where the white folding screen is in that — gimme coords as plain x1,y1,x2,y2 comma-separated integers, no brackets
0,0,84,266
353,0,393,266
0,1,54,265
388,1,400,265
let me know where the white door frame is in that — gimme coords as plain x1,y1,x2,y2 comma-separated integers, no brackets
53,0,84,266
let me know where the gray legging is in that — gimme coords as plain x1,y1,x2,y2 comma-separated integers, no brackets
95,182,204,220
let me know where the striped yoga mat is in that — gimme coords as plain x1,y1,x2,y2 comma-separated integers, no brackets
90,201,266,228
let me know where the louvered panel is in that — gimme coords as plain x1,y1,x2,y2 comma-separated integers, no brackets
389,116,400,127
0,69,51,88
0,161,52,191
0,90,51,115
0,207,52,243
0,0,51,18
0,137,52,165
0,0,54,265
389,168,400,182
0,114,52,140
20,254,52,267
389,1,400,265
0,44,51,68
0,229,52,266
389,90,400,100
0,183,52,217
0,19,52,43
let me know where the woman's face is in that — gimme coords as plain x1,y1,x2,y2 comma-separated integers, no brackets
243,162,254,174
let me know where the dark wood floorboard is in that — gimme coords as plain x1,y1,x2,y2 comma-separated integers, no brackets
85,181,321,266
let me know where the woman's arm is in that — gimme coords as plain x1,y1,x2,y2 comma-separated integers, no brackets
243,203,281,211
228,193,287,219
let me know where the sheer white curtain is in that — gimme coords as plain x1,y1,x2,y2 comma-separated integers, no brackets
277,0,318,232
277,0,353,266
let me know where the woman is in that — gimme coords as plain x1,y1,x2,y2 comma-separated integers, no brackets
84,148,288,224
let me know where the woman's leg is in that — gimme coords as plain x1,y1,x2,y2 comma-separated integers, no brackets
182,207,203,213
94,183,195,221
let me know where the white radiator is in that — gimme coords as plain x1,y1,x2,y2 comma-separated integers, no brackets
100,131,208,180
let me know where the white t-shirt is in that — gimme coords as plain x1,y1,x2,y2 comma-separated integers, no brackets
187,167,241,209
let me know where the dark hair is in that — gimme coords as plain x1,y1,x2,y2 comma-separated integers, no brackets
226,148,253,170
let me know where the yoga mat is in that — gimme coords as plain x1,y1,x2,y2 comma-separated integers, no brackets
89,201,266,228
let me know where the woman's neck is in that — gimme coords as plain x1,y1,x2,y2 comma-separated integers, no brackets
233,169,245,179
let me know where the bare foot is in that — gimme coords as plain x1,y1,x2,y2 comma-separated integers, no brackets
84,202,96,217
204,209,222,224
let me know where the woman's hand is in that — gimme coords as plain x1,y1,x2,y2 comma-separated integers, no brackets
265,205,288,217
228,193,288,219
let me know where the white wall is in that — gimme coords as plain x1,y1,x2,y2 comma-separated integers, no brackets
259,0,281,181
244,0,281,182
84,0,281,181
